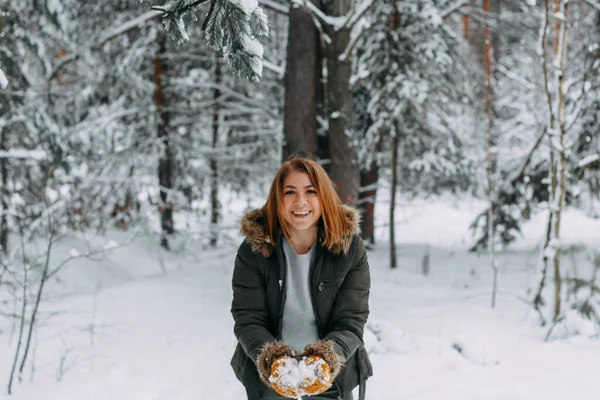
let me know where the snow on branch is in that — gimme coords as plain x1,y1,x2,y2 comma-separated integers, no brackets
97,10,163,43
582,0,600,11
262,58,284,78
440,0,469,18
578,154,600,168
341,0,375,32
181,81,278,117
340,12,371,62
48,10,162,82
288,0,333,44
259,0,289,14
292,0,340,29
0,67,7,89
292,0,373,32
0,149,47,160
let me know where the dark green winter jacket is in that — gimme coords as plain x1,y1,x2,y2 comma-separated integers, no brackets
230,205,373,399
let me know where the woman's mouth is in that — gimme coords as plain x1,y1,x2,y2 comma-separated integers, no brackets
292,211,311,218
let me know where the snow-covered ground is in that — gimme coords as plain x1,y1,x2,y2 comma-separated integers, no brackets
1,198,599,400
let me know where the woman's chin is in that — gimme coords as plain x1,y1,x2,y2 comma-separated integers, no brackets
289,221,317,233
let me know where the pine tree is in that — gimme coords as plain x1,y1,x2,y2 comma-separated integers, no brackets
146,0,270,82
355,0,475,192
353,0,477,265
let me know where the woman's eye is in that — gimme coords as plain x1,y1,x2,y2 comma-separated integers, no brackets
307,190,317,195
284,191,294,195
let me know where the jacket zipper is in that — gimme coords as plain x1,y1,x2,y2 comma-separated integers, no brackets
309,238,324,338
276,239,287,339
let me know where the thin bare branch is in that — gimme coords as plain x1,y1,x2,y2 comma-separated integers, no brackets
48,10,162,82
340,24,370,62
441,0,469,18
18,227,54,380
259,0,289,14
582,0,600,11
151,0,209,14
510,127,547,187
340,0,375,32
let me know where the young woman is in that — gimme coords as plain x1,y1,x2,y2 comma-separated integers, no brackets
230,158,372,400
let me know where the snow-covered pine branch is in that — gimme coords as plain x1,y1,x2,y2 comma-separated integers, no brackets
0,67,7,89
151,0,270,83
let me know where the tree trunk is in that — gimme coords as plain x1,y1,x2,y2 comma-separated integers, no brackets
210,53,221,247
462,0,470,40
483,0,498,308
0,126,7,253
154,35,174,250
354,83,378,245
359,161,378,246
550,0,569,322
358,129,381,246
390,134,399,269
553,0,561,55
534,0,556,319
282,0,321,161
0,15,8,253
536,0,569,326
323,0,359,206
316,40,329,172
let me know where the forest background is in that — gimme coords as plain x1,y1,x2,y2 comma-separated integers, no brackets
1,0,600,398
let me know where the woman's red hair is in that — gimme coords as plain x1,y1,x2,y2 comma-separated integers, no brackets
263,157,351,251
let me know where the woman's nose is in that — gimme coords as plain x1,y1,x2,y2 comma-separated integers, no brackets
295,194,307,205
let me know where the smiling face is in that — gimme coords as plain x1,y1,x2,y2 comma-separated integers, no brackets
281,170,322,238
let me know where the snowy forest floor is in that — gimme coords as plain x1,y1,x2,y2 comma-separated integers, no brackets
1,198,599,400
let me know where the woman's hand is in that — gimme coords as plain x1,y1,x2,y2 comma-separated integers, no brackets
256,341,297,386
303,340,345,379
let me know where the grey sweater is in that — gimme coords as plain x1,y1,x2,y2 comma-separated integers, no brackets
281,237,319,353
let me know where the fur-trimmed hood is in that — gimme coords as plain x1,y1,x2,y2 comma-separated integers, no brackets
240,205,360,257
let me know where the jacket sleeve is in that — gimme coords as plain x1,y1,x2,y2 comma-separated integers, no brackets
231,241,276,364
323,236,371,361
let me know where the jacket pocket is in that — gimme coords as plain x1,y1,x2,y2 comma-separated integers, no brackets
318,279,343,292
